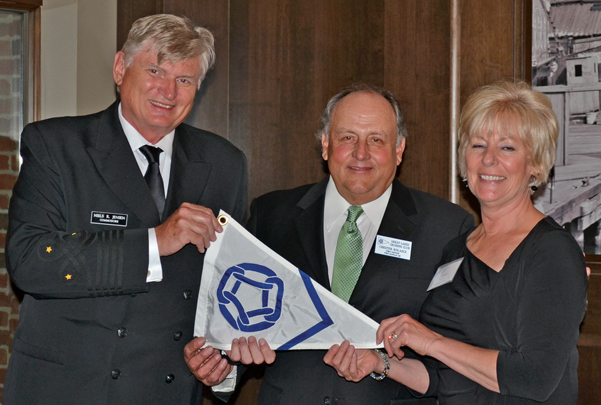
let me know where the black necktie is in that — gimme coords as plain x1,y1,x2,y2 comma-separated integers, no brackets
139,145,165,216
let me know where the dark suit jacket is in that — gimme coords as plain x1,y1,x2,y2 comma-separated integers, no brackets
246,178,474,405
4,101,247,405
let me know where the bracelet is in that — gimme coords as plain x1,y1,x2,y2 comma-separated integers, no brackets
370,349,390,381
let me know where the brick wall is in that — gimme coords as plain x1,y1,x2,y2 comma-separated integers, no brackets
0,12,24,403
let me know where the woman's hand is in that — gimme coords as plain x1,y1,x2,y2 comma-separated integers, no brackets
377,314,443,359
323,341,380,382
228,336,276,365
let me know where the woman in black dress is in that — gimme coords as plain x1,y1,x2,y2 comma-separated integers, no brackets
324,81,587,404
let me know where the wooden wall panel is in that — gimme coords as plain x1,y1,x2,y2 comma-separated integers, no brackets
457,0,529,215
116,0,158,50
385,0,451,198
227,0,456,201
234,0,327,199
579,262,601,404
460,0,519,98
233,0,392,200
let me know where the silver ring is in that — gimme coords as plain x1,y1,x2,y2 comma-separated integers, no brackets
388,332,398,340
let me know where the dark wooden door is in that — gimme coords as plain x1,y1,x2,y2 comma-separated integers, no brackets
579,258,601,405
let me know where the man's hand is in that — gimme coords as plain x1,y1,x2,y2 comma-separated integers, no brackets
156,203,222,256
184,337,232,386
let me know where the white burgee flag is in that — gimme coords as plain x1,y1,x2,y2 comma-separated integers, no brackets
194,211,383,350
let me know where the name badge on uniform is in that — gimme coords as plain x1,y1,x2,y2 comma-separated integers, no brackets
374,235,412,260
90,211,128,227
427,257,464,291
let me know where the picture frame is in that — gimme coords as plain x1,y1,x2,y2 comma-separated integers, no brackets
531,0,601,257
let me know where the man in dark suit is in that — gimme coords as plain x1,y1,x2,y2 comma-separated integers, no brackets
187,84,474,404
5,14,263,405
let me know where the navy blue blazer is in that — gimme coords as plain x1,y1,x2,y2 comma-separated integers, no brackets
5,101,247,405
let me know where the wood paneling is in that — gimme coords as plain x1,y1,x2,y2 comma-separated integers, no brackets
231,0,391,199
457,0,530,216
460,0,521,97
117,0,460,202
0,0,42,10
386,0,451,197
116,0,158,50
579,261,601,404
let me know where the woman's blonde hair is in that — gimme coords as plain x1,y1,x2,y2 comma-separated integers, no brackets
458,81,558,187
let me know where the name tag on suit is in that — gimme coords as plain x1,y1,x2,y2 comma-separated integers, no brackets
427,257,464,291
374,235,412,260
90,211,128,227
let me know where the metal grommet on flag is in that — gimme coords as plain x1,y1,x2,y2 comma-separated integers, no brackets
218,215,229,226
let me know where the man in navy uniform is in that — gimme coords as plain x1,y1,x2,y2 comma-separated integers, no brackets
5,14,267,405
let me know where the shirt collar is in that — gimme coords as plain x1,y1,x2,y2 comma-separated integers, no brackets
323,176,392,231
118,103,174,158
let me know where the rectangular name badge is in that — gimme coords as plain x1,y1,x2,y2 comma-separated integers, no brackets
374,235,412,260
90,211,128,227
427,257,464,291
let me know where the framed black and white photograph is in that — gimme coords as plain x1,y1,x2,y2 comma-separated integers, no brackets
531,0,601,254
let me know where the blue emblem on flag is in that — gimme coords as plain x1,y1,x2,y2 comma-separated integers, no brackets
217,263,284,332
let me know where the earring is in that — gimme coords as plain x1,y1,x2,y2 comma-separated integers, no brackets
463,178,469,188
530,175,538,192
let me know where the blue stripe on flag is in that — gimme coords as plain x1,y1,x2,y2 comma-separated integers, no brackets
277,269,333,351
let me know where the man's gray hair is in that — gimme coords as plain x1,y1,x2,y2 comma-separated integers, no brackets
316,83,408,146
121,14,215,87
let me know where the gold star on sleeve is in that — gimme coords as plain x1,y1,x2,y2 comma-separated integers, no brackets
65,274,72,280
46,246,52,253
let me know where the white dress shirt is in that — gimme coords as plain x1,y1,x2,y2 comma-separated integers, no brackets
118,103,174,282
323,177,392,283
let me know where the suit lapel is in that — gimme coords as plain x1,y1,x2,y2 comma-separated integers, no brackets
164,126,211,219
350,179,419,301
293,179,330,289
86,102,160,226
